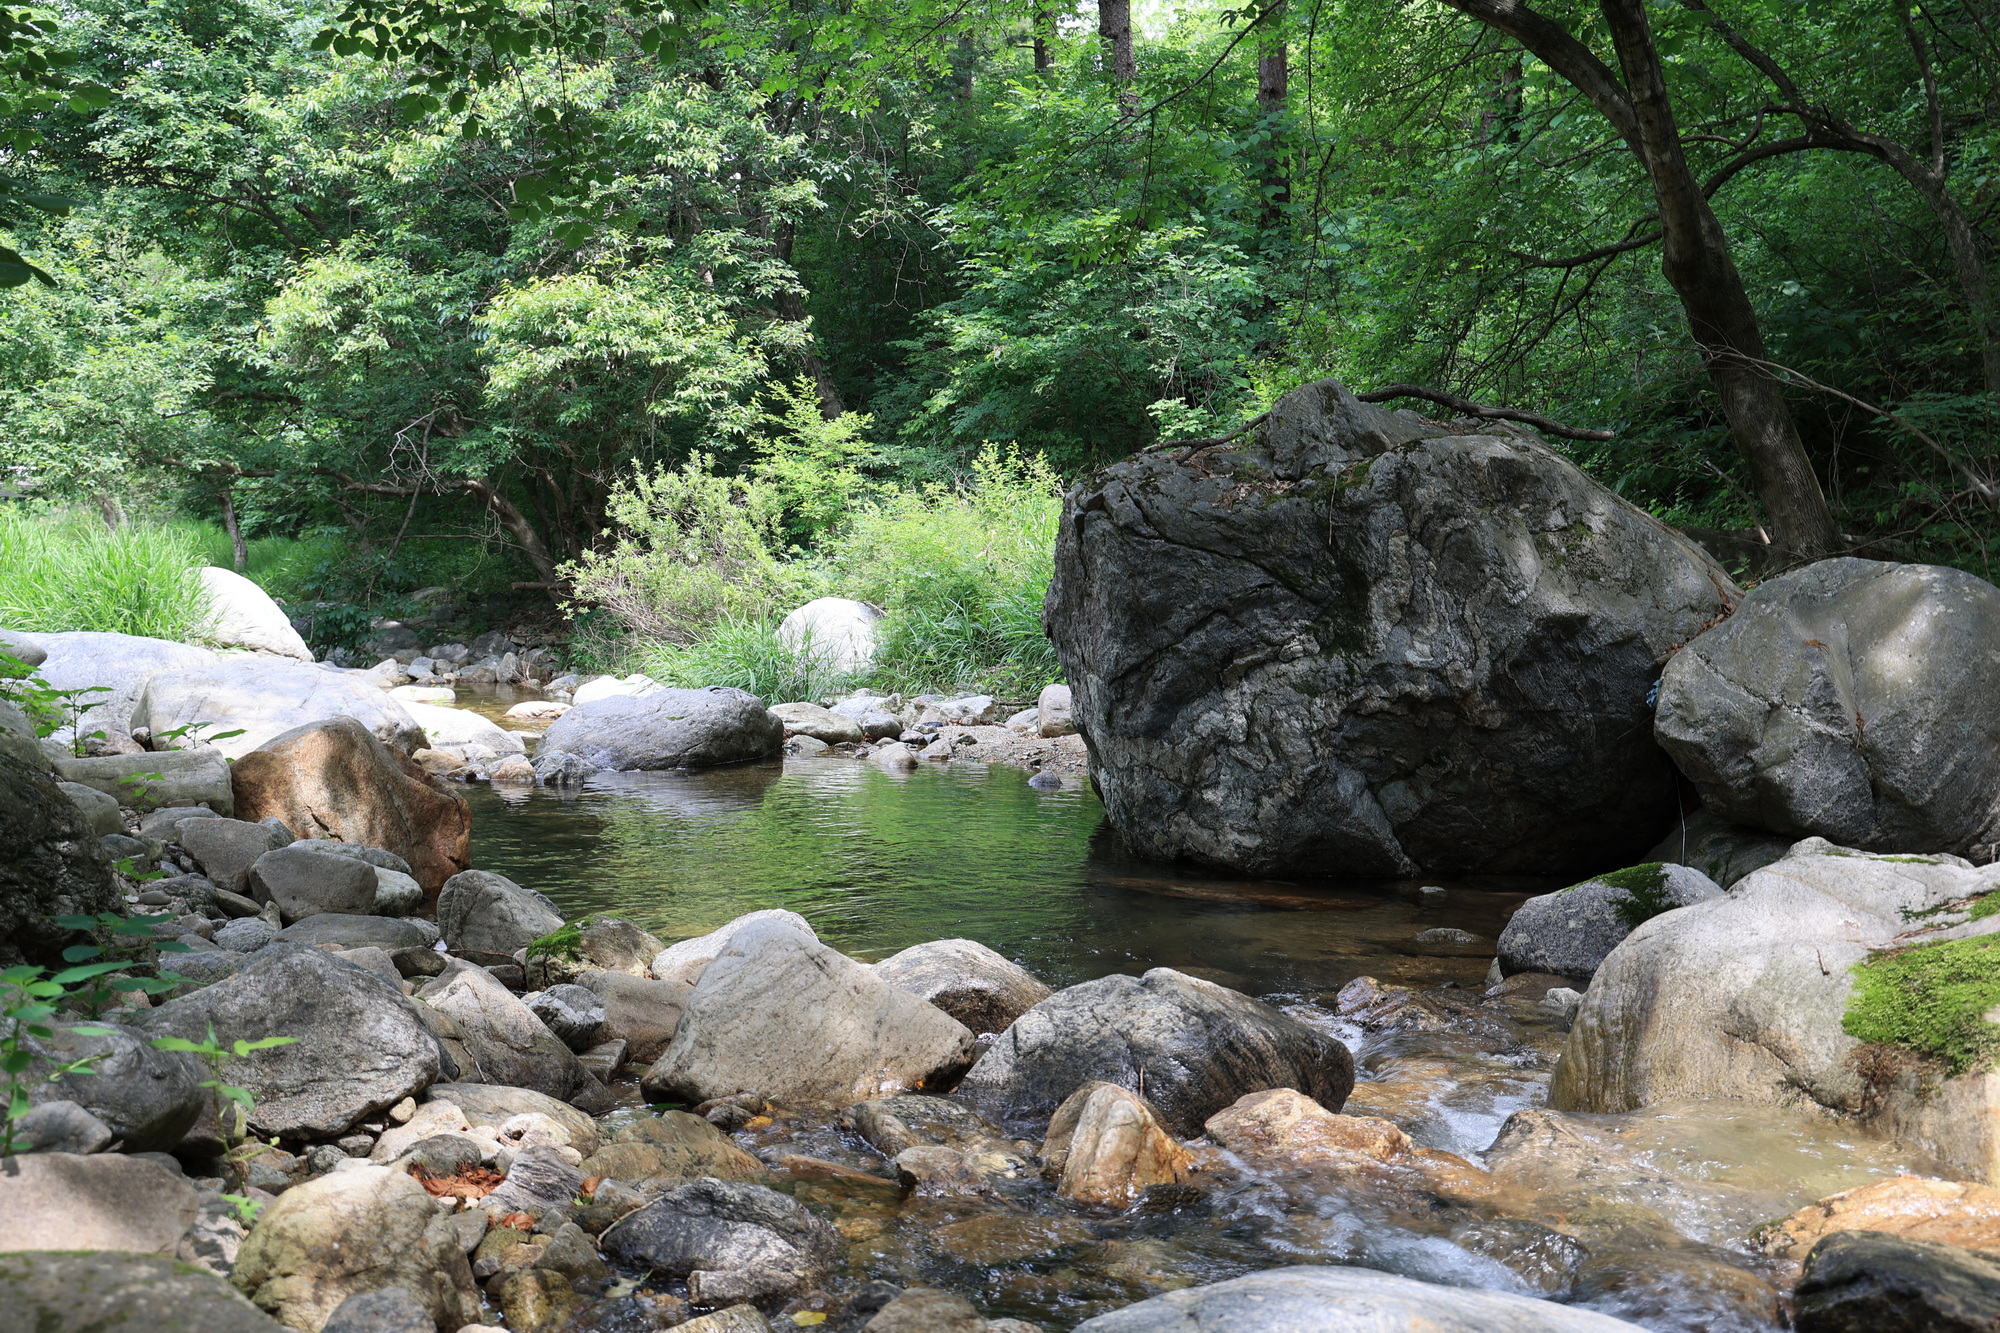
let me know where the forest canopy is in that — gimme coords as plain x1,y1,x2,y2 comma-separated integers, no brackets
3,0,1998,621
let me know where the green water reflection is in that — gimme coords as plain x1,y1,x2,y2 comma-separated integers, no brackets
467,757,1547,996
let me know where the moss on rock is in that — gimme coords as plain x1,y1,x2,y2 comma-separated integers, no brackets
1844,935,2000,1075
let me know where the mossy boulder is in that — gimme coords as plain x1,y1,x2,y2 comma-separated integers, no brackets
1496,862,1723,984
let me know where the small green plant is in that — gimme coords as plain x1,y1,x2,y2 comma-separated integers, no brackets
52,911,194,1015
0,654,112,756
150,720,247,751
0,967,122,1156
151,1023,299,1173
1844,935,2000,1076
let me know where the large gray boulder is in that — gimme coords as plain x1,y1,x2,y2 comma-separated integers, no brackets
197,566,312,661
435,869,564,955
1656,558,2000,862
136,946,443,1138
599,1178,839,1306
1496,862,1723,984
174,818,287,894
873,938,1053,1035
777,597,881,675
576,969,689,1062
1550,840,2000,1182
417,961,591,1100
57,782,123,837
0,1153,201,1255
1071,1266,1646,1331
23,1021,207,1152
0,753,119,969
1044,378,1739,877
0,627,47,669
132,659,425,759
52,749,234,816
248,845,380,923
1642,808,1794,888
956,967,1353,1136
540,686,783,771
0,1250,285,1332
24,631,219,743
640,917,976,1107
1794,1229,2000,1333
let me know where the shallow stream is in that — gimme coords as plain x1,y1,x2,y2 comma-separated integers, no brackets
459,694,1948,1331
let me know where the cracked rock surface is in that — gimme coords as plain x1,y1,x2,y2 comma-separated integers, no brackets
1045,377,1738,877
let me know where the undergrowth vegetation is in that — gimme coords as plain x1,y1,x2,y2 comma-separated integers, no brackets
1844,936,2000,1075
0,507,213,640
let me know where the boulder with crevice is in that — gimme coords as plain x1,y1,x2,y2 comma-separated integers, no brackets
436,870,564,956
873,939,1052,1035
1045,377,1740,877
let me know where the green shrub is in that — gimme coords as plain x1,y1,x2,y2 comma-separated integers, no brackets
630,616,856,704
0,506,213,640
560,456,807,645
826,446,1062,698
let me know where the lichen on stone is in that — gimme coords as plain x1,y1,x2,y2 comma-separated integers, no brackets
1843,935,2000,1075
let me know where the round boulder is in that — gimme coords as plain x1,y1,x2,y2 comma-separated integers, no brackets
540,686,784,771
1045,378,1740,877
777,597,882,675
1497,862,1723,984
197,566,312,661
1655,557,2000,861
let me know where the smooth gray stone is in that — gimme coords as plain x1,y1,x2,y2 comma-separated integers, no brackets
272,914,435,950
541,685,784,772
1497,862,1723,984
0,1249,284,1331
599,1178,838,1305
435,869,563,956
250,846,379,923
21,1021,206,1152
321,1287,435,1333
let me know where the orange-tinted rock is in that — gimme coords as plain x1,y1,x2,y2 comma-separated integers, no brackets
1044,1082,1194,1208
232,717,470,895
1204,1087,1411,1164
1759,1175,2000,1260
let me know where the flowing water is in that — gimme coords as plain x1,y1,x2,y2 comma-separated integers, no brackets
458,691,1950,1330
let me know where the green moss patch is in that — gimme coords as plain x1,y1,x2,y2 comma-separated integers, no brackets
1844,935,2000,1076
527,917,593,961
1565,862,1673,931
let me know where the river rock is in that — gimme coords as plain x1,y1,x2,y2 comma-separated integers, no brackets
873,938,1053,1034
1761,1176,2000,1261
576,970,688,1062
1043,1082,1192,1207
523,985,605,1052
829,692,903,740
132,659,425,760
527,915,664,987
198,566,313,661
1794,1229,2000,1333
54,749,235,815
22,1020,207,1151
1072,1264,1647,1330
0,1250,286,1332
1550,839,2000,1180
599,1178,839,1305
249,845,380,923
436,869,564,955
531,749,596,786
778,597,882,674
849,1095,1010,1157
27,631,220,743
401,700,524,753
0,1152,200,1254
1642,808,1795,889
179,819,287,895
0,627,46,669
651,909,817,986
957,967,1354,1135
1203,1086,1411,1165
1037,683,1075,737
294,842,414,875
10,1099,113,1154
369,867,422,917
1044,378,1739,877
138,946,443,1138
230,1164,480,1331
423,1084,599,1157
580,1111,765,1187
231,718,471,894
320,1287,434,1333
640,917,976,1107
417,962,591,1100
481,1144,585,1218
540,686,784,772
573,673,663,705
273,915,435,950
1497,863,1722,984
769,702,865,745
57,781,123,836
1656,558,2000,862
0,753,120,968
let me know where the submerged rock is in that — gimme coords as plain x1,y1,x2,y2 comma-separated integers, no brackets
1657,558,2000,862
957,967,1353,1136
1069,1264,1647,1330
1497,862,1722,984
540,686,784,771
1045,377,1738,878
599,1178,839,1305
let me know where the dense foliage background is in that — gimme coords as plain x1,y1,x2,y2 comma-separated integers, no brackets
3,0,1997,685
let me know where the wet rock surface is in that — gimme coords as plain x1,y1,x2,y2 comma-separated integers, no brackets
1793,1229,2000,1333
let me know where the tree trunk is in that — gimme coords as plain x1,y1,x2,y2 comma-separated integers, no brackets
1099,0,1136,114
219,486,248,572
1255,0,1288,227
460,480,563,586
1597,0,1840,558
1034,6,1053,73
95,494,124,533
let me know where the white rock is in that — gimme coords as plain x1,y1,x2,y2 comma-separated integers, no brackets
651,910,819,989
401,700,525,754
778,598,882,675
198,566,313,661
1037,683,1075,737
390,685,456,704
573,673,664,705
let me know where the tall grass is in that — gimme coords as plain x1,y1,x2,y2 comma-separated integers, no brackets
630,617,859,704
0,506,214,640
